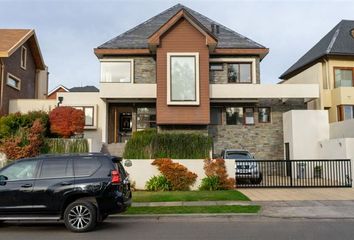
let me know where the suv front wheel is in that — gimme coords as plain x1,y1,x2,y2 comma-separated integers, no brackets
64,200,97,232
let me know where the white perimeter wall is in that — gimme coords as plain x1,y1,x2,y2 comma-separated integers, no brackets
283,110,329,160
124,159,235,190
330,119,354,139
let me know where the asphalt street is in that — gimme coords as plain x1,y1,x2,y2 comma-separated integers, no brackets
1,216,354,240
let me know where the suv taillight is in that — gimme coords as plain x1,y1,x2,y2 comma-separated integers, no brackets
111,170,120,184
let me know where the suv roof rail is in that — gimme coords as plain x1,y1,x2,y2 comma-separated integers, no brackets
38,152,113,158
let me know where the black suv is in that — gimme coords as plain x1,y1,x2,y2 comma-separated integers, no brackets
0,153,132,232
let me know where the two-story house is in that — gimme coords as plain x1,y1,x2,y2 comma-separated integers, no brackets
0,29,48,115
16,4,317,158
280,20,354,123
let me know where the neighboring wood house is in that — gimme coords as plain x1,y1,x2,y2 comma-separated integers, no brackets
0,29,48,115
280,20,354,123
47,85,69,99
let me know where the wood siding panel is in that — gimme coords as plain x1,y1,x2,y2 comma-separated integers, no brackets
1,41,36,115
156,18,210,125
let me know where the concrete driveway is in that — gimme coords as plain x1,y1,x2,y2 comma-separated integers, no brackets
238,188,354,201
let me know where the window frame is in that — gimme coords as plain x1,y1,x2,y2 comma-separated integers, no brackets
244,107,255,125
226,107,244,125
100,59,134,83
72,105,96,129
258,107,272,123
337,105,354,121
167,52,200,105
20,46,27,70
227,62,253,84
136,107,157,130
6,73,21,90
334,67,354,88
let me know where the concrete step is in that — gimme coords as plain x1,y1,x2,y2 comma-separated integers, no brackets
101,143,126,157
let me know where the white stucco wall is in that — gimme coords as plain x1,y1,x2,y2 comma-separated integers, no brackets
124,159,235,190
9,99,57,113
330,119,354,139
283,110,329,160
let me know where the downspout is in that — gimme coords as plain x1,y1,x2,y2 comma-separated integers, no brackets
0,58,4,113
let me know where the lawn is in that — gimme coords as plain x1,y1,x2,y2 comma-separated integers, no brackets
124,205,260,215
132,190,250,202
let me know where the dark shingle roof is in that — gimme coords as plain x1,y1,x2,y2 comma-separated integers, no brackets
280,20,354,79
70,86,99,92
98,4,265,50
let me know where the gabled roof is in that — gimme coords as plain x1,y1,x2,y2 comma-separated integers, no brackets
47,85,69,96
70,86,99,92
96,4,266,56
280,20,354,79
0,29,45,70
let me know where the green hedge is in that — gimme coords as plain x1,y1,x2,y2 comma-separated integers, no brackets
44,138,89,154
123,129,212,159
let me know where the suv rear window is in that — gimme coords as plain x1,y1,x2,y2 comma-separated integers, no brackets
74,157,101,177
40,158,73,178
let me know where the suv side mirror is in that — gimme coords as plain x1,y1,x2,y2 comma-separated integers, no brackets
0,175,8,185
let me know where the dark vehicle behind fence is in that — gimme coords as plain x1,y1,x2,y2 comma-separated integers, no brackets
222,149,263,184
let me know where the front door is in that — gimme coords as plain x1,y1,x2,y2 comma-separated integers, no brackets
0,159,40,214
118,112,132,142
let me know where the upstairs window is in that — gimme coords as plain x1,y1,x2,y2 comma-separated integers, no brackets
167,53,199,105
7,73,21,90
21,46,27,70
338,105,354,121
228,63,252,83
334,68,353,87
209,63,223,83
101,60,133,83
226,107,243,125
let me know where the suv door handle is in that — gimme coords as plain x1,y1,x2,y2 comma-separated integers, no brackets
60,182,72,186
21,184,33,188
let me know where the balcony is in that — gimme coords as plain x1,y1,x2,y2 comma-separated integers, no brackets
210,84,319,100
100,83,156,99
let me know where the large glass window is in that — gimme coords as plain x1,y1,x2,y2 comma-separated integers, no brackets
258,107,271,123
210,107,222,125
101,61,132,83
228,63,252,83
0,160,38,181
137,107,156,130
170,56,196,101
335,68,353,87
226,107,243,125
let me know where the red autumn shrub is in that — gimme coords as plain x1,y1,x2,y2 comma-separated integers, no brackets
49,107,84,138
203,158,235,190
152,158,198,191
0,119,45,160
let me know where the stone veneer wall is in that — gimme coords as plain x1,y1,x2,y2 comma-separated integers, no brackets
134,57,156,83
210,99,306,160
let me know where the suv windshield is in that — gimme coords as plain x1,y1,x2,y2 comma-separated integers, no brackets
226,152,252,160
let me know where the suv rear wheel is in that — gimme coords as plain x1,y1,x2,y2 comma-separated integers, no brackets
64,200,97,233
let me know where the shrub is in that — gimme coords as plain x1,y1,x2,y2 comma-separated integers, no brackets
123,129,212,159
199,176,220,191
0,119,45,160
145,175,172,191
152,158,197,191
0,111,49,139
203,158,235,190
49,107,84,138
43,138,89,154
123,129,156,159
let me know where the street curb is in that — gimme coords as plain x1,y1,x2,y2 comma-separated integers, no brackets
109,213,259,219
132,201,256,207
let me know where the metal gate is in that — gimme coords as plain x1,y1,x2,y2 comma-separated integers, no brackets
235,159,352,188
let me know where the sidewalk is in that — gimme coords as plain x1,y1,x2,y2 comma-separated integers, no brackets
123,200,354,219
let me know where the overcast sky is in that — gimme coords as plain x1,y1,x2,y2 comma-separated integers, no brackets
1,0,354,90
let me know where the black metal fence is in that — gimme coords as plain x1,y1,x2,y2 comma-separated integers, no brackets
235,159,352,188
